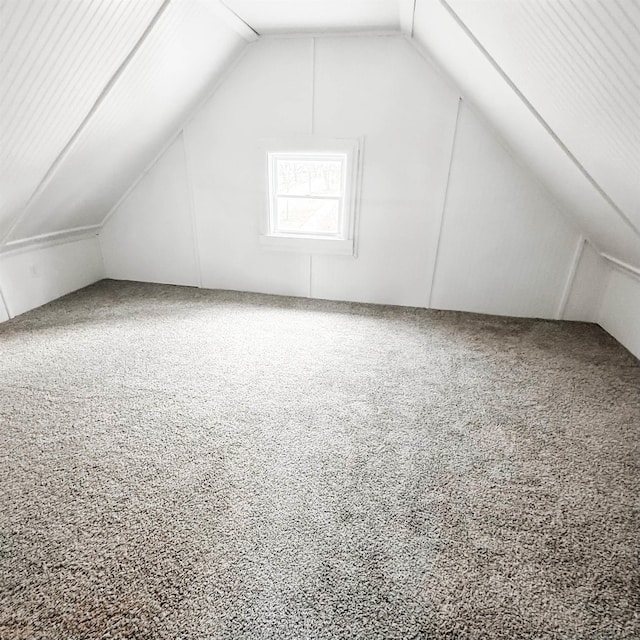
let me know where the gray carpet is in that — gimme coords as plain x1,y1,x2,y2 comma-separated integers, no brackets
1,280,638,640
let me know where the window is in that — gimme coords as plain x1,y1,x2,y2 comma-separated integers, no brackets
260,139,360,255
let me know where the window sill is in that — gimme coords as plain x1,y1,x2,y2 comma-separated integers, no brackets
259,234,354,256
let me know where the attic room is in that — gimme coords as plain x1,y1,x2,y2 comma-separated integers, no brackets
1,0,638,638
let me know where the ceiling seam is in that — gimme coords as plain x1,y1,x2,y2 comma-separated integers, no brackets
438,0,640,239
0,0,173,247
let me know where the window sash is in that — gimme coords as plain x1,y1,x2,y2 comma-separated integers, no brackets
268,152,348,239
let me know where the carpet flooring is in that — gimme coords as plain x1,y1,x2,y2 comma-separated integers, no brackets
0,280,638,640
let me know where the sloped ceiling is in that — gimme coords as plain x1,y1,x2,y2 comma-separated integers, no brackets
0,0,166,241
446,0,640,240
0,0,637,270
412,0,640,269
0,0,251,244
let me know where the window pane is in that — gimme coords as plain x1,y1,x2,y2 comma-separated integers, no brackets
276,158,343,197
275,197,341,234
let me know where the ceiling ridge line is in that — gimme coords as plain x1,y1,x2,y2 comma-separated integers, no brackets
438,0,640,240
0,0,173,247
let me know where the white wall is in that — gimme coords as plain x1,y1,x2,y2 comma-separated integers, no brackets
562,240,609,323
101,35,585,321
102,36,462,304
430,103,580,318
307,37,457,306
100,136,199,287
187,37,316,298
0,290,9,322
96,35,638,357
0,235,104,320
411,0,640,271
598,267,640,360
183,36,463,305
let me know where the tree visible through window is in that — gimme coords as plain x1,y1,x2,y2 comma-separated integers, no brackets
269,153,346,237
261,139,359,255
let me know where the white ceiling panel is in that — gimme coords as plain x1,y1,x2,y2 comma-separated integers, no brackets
447,0,640,231
0,0,165,240
5,0,246,241
222,0,400,34
412,0,640,268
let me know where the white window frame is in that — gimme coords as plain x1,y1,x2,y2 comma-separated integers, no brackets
259,138,360,256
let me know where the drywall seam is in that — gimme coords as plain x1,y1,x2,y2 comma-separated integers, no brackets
181,129,203,288
410,0,417,37
403,36,469,114
0,284,10,320
310,37,316,135
1,0,173,246
399,0,417,36
0,225,100,257
352,136,366,260
556,235,585,320
99,41,254,230
406,34,601,260
308,256,313,298
96,229,107,279
594,258,612,326
600,252,640,280
438,0,640,239
427,97,461,308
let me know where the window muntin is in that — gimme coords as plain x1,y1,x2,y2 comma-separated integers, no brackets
268,153,348,239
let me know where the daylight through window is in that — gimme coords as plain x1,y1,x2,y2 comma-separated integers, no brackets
269,153,347,238
260,139,359,255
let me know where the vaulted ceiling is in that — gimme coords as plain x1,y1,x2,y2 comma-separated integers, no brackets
0,0,638,268
0,0,250,244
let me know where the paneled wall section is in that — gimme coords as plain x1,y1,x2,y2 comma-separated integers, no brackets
0,235,104,319
101,35,586,321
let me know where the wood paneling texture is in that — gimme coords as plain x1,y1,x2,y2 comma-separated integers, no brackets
0,0,246,244
0,0,164,239
448,0,640,230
